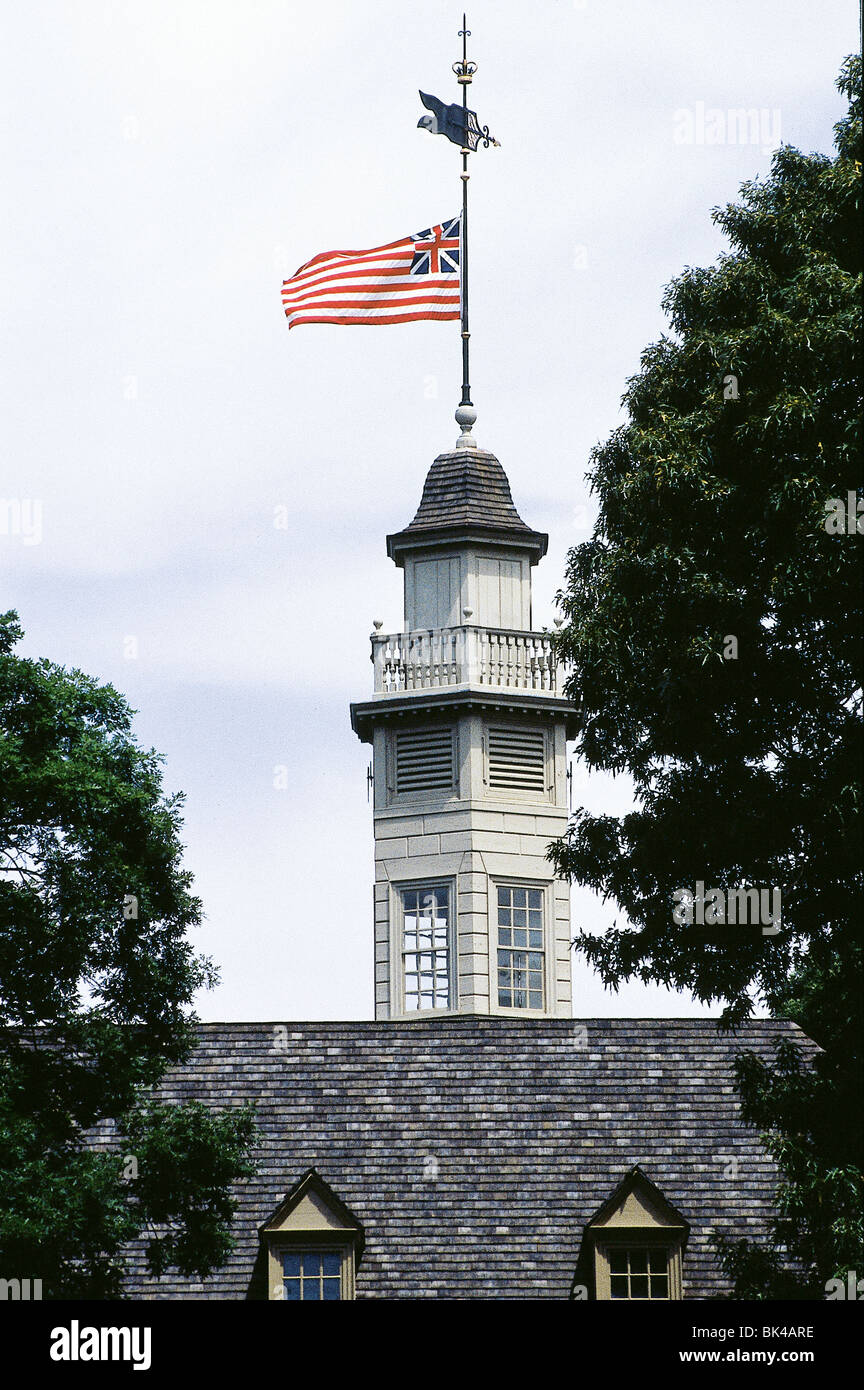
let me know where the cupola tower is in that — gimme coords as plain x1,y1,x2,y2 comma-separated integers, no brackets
351,425,577,1019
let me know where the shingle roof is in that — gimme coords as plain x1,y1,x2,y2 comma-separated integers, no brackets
106,1017,813,1301
387,450,548,562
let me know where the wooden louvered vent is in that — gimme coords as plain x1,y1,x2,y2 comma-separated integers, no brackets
395,727,454,794
488,726,546,791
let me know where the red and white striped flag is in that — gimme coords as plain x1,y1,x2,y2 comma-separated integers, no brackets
281,217,461,328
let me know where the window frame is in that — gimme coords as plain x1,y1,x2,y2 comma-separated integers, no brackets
268,1237,356,1302
393,877,457,1016
593,1232,683,1301
488,877,553,1016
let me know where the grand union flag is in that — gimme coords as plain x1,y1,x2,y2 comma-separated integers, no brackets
280,217,461,328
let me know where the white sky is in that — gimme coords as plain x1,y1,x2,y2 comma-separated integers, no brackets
1,1,856,1020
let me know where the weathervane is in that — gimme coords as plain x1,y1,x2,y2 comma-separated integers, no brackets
281,16,498,449
417,15,499,449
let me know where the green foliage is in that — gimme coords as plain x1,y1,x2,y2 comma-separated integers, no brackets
550,58,862,1296
123,1102,257,1280
0,613,256,1296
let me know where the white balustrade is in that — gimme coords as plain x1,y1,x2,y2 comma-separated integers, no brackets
371,625,563,694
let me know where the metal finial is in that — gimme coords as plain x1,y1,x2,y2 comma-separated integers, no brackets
453,16,477,83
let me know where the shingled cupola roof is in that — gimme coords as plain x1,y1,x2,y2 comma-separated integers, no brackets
386,448,548,566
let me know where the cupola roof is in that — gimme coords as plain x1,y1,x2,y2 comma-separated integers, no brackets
387,448,548,565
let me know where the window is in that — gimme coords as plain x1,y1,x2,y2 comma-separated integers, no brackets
280,1249,343,1301
394,726,455,795
607,1246,670,1300
497,885,545,1009
487,726,546,792
401,884,451,1011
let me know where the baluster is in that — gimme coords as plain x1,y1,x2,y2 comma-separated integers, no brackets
455,625,465,685
474,626,484,684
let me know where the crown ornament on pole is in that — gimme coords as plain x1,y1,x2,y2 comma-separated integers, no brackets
453,17,477,85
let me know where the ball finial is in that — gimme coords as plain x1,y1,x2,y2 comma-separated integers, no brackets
455,402,477,450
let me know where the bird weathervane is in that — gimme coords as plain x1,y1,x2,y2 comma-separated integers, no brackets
417,15,499,448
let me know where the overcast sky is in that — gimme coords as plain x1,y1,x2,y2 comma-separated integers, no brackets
1,1,856,1021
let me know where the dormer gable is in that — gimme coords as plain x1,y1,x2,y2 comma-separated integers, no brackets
588,1165,690,1234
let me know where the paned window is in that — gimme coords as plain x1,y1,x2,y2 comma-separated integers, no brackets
497,885,544,1009
281,1250,343,1301
401,884,451,1010
608,1247,670,1300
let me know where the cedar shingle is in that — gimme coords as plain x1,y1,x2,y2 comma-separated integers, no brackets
102,1016,815,1301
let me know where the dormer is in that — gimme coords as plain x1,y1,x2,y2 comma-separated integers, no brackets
574,1166,690,1300
260,1168,364,1301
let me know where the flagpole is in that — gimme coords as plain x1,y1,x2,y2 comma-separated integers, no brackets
457,17,473,407
454,16,477,445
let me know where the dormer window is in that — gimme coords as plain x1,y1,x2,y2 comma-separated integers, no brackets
602,1242,673,1300
260,1169,364,1302
575,1166,689,1301
280,1249,344,1302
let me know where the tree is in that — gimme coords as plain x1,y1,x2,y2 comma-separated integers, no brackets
550,57,862,1297
0,612,256,1297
